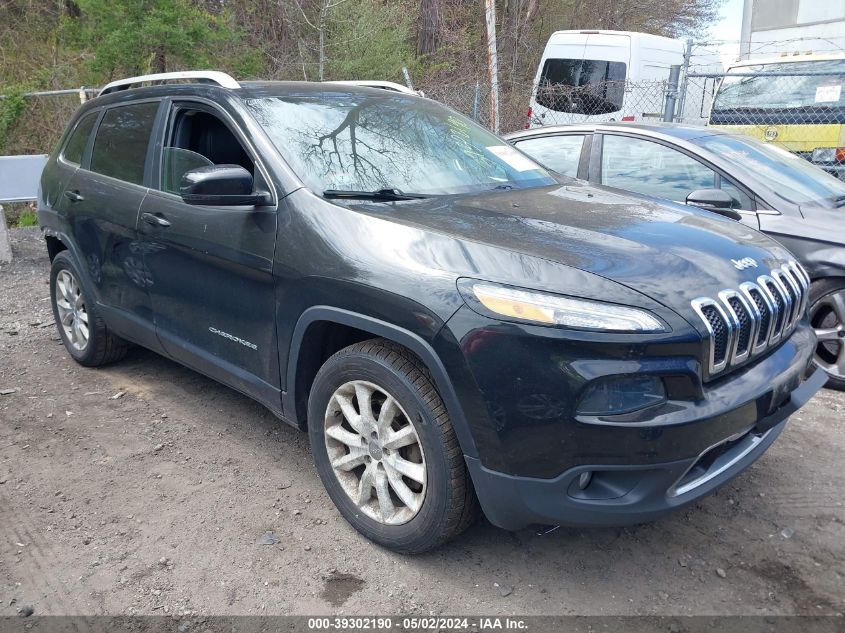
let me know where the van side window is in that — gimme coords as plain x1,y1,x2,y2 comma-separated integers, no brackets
90,102,159,185
62,112,98,165
161,108,255,195
513,135,585,177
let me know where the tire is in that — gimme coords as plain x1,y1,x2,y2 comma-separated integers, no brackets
808,278,845,391
50,251,128,367
308,338,477,553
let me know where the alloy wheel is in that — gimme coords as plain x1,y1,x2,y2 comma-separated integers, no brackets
324,380,426,525
810,288,845,381
55,269,89,351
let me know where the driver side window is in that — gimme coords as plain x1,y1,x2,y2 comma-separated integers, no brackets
161,107,255,195
601,135,715,202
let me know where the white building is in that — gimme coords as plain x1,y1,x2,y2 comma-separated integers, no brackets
740,0,845,59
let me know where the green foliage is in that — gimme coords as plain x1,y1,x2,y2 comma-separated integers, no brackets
65,0,236,77
324,0,419,82
16,209,39,228
230,49,266,80
0,89,26,153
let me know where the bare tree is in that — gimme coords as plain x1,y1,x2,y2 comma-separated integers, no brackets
292,0,354,80
417,0,442,56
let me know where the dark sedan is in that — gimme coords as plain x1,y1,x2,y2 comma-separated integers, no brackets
506,122,845,389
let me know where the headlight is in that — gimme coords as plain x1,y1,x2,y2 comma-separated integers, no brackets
811,147,845,163
461,281,665,332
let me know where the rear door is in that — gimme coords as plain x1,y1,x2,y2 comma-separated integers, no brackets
59,100,163,349
138,99,281,410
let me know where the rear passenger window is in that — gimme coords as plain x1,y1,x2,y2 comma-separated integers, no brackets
513,135,585,177
90,102,158,185
62,112,98,165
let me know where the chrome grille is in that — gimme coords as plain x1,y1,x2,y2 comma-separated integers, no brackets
692,261,809,380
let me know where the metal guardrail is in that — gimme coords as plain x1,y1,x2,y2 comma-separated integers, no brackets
0,88,95,100
0,154,48,203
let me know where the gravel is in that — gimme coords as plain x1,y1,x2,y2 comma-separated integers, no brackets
2,227,844,616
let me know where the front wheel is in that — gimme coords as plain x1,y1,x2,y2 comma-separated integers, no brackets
308,339,477,553
808,279,845,391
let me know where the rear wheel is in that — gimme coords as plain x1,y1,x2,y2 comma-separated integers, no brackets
308,339,477,553
808,279,845,391
50,251,128,367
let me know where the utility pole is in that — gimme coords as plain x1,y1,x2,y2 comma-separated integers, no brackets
484,0,500,134
676,38,693,122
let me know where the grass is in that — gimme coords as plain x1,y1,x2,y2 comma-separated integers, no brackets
16,209,38,228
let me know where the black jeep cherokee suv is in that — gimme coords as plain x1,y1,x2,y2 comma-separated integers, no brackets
38,72,824,553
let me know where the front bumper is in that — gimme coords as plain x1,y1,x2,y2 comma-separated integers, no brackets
468,367,825,530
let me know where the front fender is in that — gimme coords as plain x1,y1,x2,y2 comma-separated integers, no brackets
284,305,479,458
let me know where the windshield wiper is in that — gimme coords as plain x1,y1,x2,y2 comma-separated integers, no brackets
322,188,429,201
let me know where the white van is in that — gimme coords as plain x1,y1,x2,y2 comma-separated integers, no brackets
527,30,685,128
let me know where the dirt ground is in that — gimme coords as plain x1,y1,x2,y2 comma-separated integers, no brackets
1,227,843,617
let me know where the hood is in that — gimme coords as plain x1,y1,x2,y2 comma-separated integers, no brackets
353,181,796,313
794,204,845,245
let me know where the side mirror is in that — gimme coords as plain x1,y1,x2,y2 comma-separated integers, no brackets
685,189,742,221
180,165,270,206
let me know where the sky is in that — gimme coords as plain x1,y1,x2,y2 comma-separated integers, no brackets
707,0,745,66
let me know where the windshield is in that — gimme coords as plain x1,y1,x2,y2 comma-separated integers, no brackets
695,134,845,205
246,92,555,196
712,59,845,122
536,59,626,114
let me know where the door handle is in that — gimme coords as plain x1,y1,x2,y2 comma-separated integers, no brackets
63,190,84,203
142,212,171,228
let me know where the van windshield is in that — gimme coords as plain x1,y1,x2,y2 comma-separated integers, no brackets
247,92,555,196
536,59,626,114
711,59,845,124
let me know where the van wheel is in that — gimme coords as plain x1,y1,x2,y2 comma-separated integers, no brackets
308,338,477,553
809,279,845,391
50,251,128,367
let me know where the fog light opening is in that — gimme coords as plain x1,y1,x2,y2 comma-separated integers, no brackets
577,471,593,490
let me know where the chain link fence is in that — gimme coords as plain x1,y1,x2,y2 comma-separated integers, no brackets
421,79,676,133
3,68,844,165
0,89,92,157
429,68,845,181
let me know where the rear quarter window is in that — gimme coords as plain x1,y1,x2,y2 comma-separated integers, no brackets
90,102,159,185
513,134,585,177
62,112,98,165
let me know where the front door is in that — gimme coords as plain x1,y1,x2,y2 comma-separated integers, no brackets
597,133,761,230
137,101,281,409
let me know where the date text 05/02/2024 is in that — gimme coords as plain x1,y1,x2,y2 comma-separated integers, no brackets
307,617,528,630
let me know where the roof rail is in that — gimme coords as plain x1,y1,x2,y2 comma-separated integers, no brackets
325,80,422,96
98,71,240,96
